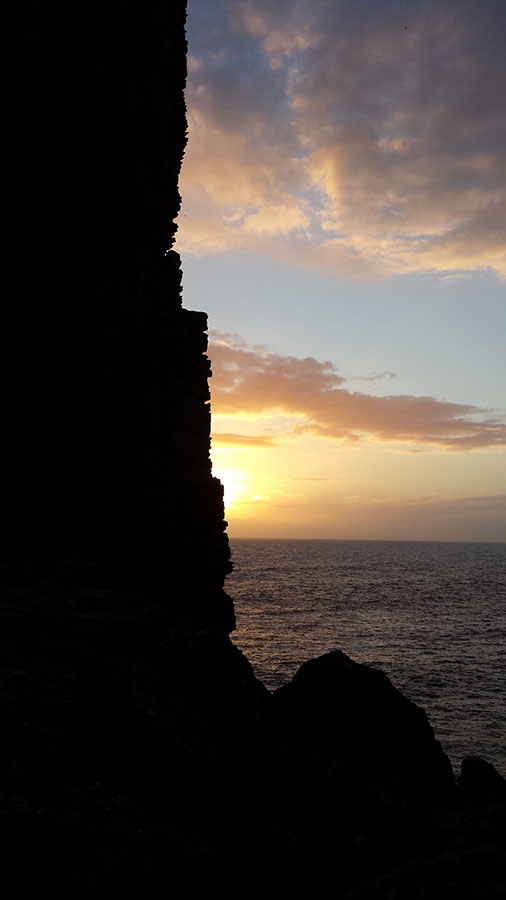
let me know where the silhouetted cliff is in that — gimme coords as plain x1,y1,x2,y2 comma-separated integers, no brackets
4,0,232,630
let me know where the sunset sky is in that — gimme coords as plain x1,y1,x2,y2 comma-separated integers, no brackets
176,0,506,542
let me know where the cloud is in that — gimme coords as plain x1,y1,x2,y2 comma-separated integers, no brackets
349,371,398,383
208,333,506,450
212,432,276,447
178,0,506,281
345,492,506,542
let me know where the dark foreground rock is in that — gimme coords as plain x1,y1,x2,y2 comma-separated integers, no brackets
273,650,455,796
1,595,505,899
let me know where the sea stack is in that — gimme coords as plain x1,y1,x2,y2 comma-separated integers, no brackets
3,1,233,632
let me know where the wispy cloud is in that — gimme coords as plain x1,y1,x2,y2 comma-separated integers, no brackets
209,333,506,450
349,371,398,383
178,0,506,281
212,432,277,447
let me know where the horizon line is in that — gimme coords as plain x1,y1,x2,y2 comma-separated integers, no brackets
227,536,506,545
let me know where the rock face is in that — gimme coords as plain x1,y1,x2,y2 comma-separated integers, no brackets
273,650,455,794
4,0,232,630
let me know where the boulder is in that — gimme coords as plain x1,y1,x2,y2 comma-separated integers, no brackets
273,650,455,795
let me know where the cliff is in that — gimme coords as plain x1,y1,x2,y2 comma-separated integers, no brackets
4,0,232,631
1,3,504,898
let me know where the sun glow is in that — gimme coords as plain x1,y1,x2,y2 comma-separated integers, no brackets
212,466,253,511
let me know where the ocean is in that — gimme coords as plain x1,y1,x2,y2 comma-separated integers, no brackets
226,539,506,777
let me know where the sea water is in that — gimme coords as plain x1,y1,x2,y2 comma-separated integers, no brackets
226,539,506,776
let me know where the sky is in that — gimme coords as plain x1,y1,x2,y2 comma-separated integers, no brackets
176,0,506,542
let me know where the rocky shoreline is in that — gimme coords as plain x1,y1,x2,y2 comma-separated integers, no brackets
1,589,504,897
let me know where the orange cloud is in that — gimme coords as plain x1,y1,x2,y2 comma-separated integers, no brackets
209,334,506,451
177,0,506,281
212,432,276,447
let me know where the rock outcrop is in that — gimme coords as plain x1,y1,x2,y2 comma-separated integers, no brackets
273,650,455,795
2,3,505,898
4,0,232,631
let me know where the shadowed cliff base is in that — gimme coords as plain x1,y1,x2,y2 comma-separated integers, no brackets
1,2,505,898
